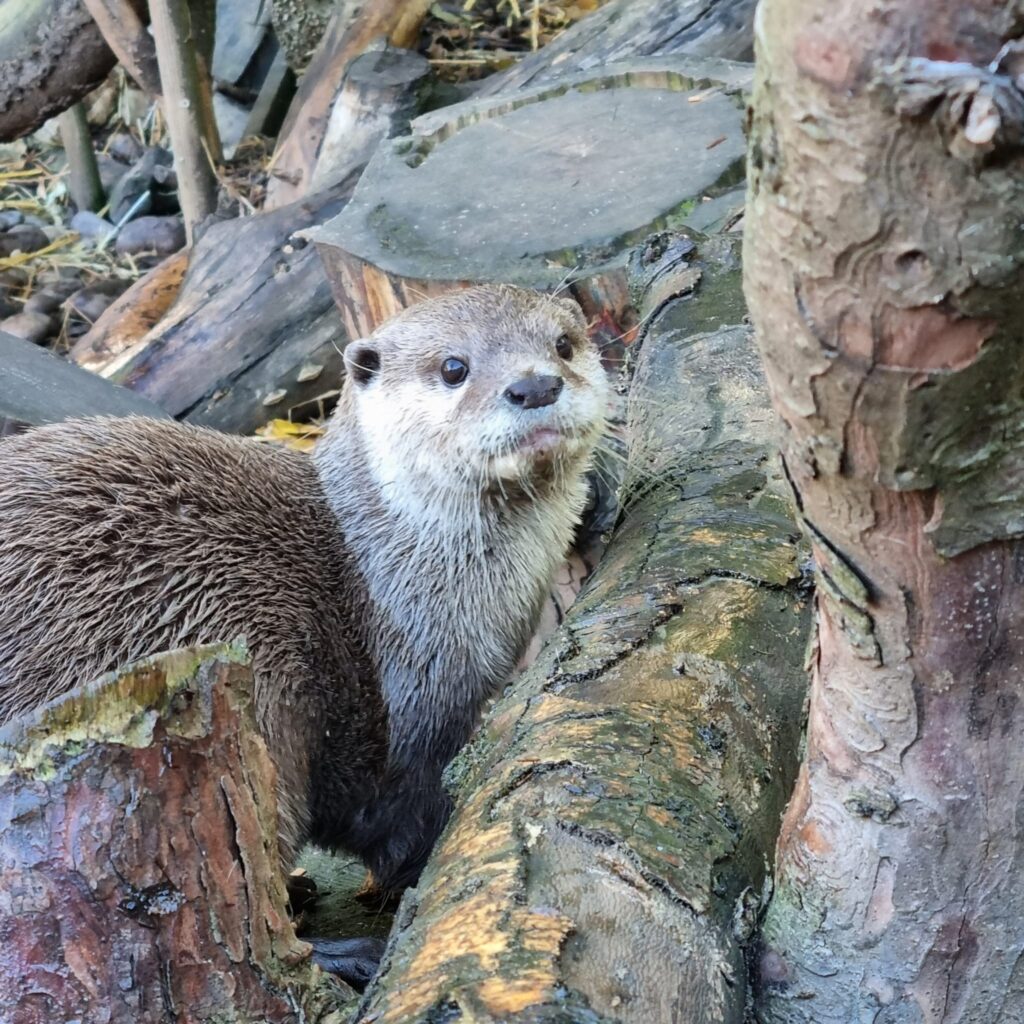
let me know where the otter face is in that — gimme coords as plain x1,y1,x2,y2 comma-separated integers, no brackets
343,285,609,495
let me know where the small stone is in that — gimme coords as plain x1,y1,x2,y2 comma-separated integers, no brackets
114,216,186,256
108,147,173,223
70,210,115,241
24,290,66,314
262,389,287,407
0,225,49,257
0,211,23,231
96,154,129,195
67,281,129,324
108,132,145,165
297,362,324,383
1,310,54,344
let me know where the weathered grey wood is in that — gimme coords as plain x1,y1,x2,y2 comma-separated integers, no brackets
311,55,751,339
308,43,431,193
356,232,809,1023
0,330,169,432
476,0,756,96
77,179,355,435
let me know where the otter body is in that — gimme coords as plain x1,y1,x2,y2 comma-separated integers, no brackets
0,285,608,889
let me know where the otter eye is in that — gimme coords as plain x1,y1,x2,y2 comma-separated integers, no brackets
440,357,469,387
556,334,573,361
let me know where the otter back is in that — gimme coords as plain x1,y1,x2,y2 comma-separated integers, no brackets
0,416,386,861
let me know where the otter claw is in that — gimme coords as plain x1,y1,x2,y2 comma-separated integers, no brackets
308,936,386,991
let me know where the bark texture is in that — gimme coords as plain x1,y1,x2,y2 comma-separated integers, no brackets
744,2,1024,1020
0,645,349,1023
354,232,809,1024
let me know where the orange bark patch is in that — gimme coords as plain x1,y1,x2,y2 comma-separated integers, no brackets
794,31,856,88
878,305,993,372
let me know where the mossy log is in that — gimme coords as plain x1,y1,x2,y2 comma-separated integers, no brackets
355,232,810,1024
311,56,750,342
0,644,349,1023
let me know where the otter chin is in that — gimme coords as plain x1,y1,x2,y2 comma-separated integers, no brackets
0,284,609,976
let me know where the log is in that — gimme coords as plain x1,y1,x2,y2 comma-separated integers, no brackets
266,0,433,209
308,44,431,194
0,330,170,434
744,1,1024,1018
476,0,757,97
0,644,350,1022
70,179,357,434
311,55,751,341
356,231,810,1023
81,0,162,97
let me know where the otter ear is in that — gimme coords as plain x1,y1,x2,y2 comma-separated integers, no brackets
345,342,381,386
555,295,586,327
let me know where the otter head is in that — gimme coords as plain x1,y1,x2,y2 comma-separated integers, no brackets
342,285,609,500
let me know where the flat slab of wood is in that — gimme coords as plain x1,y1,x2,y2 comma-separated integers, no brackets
0,330,170,431
313,56,751,292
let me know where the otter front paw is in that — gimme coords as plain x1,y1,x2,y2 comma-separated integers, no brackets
309,936,386,991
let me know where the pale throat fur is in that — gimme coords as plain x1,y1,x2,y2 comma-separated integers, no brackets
314,284,609,776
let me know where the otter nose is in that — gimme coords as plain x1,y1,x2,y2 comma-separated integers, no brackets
504,374,564,410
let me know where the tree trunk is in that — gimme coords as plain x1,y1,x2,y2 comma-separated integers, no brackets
311,56,751,341
744,2,1024,1019
0,644,350,1023
355,231,810,1024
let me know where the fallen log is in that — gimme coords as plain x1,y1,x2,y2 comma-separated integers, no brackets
356,231,810,1023
312,56,751,341
0,330,170,435
0,644,350,1023
476,0,757,97
266,0,433,209
71,179,358,434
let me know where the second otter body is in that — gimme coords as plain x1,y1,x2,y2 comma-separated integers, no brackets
0,285,608,890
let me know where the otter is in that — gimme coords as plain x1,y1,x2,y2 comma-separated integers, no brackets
0,285,608,974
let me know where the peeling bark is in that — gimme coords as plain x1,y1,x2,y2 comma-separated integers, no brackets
744,2,1024,1019
0,645,349,1023
355,233,810,1024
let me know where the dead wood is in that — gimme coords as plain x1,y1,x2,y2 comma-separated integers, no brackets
80,0,162,97
266,0,433,209
745,0,1024,1018
71,178,356,434
149,0,220,241
0,329,170,433
0,644,351,1023
475,0,756,96
311,56,750,344
355,231,809,1023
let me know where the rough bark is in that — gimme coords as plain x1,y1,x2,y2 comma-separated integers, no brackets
744,2,1024,1020
265,0,432,209
475,0,757,97
308,43,430,194
0,0,119,140
311,56,750,341
70,180,357,434
0,644,350,1023
355,231,810,1024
